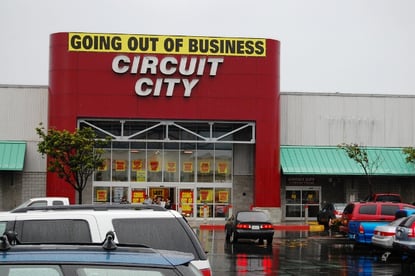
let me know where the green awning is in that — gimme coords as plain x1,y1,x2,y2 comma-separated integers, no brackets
0,141,26,171
281,146,415,176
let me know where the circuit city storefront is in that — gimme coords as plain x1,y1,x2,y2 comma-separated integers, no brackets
48,32,280,220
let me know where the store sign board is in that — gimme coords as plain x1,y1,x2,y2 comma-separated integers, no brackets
68,33,266,56
68,33,266,98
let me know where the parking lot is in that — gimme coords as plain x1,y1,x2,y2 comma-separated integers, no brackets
197,228,404,275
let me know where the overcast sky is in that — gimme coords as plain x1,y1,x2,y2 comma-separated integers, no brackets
1,0,414,94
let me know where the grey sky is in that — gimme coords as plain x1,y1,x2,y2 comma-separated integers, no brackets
1,0,414,94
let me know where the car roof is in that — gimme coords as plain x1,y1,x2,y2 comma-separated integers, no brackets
0,231,195,266
6,204,182,218
1,245,194,266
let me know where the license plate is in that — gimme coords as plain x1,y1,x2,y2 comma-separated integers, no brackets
252,225,260,230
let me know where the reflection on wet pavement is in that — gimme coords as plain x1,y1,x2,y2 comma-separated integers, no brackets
198,229,402,276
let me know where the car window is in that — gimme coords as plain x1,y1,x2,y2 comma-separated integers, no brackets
381,205,400,216
237,212,269,222
52,201,64,206
0,265,63,276
113,218,199,258
16,220,92,243
0,222,6,234
375,195,401,202
28,201,48,207
358,205,376,215
401,216,415,227
343,204,354,215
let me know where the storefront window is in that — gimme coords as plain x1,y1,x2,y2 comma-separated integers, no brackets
94,149,111,181
197,188,213,218
197,145,214,183
112,186,129,203
180,143,195,182
94,186,110,203
131,188,146,203
112,148,129,181
131,148,146,182
215,188,231,218
215,150,232,182
163,150,179,182
179,189,194,217
147,144,162,182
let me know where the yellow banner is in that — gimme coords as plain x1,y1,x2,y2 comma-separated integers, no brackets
69,33,266,57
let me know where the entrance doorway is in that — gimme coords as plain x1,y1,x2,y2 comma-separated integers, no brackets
148,187,175,209
285,186,321,221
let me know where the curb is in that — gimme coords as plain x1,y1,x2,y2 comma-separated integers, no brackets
199,224,323,231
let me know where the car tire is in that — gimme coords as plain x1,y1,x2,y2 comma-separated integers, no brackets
267,237,273,246
230,231,238,243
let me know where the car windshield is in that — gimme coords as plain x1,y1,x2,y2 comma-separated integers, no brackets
333,204,346,210
237,212,269,222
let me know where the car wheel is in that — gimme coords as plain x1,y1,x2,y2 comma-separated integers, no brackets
258,238,264,245
230,231,238,243
266,237,273,246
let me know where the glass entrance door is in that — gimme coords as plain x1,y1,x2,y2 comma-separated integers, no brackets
285,186,321,221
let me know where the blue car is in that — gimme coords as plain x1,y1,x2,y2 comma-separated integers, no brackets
0,231,203,276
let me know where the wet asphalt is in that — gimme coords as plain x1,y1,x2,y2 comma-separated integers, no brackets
196,229,405,276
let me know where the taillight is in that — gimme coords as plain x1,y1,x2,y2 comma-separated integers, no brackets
359,224,364,234
236,223,251,229
261,224,273,229
199,268,212,276
409,225,415,238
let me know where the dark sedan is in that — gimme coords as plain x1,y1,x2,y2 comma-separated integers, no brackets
225,211,274,245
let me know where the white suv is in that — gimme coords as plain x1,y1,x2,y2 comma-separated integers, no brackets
0,204,211,276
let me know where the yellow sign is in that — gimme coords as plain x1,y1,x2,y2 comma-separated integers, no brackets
96,189,108,202
69,33,266,57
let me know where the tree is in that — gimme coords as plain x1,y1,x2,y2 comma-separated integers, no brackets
36,124,110,204
403,147,415,168
338,143,382,196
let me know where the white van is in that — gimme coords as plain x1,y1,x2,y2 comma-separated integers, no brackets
1,205,211,276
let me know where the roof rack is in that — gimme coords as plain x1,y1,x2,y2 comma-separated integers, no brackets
11,203,167,213
0,230,154,252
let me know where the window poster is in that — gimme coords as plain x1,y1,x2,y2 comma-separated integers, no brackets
167,161,177,172
132,159,144,171
132,190,145,203
115,160,126,171
199,161,210,173
218,191,229,203
217,162,228,174
149,160,160,172
136,171,146,182
199,189,213,202
96,189,108,202
180,190,193,204
183,162,193,173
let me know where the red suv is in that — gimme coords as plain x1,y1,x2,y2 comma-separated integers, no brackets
339,201,414,233
366,193,402,203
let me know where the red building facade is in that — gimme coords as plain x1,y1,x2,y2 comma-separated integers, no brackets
48,32,280,219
